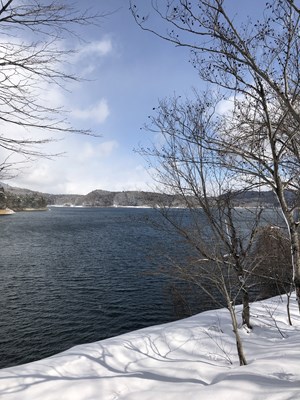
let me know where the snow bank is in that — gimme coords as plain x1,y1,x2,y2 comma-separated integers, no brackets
0,295,299,400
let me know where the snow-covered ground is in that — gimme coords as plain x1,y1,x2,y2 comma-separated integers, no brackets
0,294,300,400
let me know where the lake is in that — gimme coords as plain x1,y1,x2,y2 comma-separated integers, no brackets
0,206,281,369
0,207,210,369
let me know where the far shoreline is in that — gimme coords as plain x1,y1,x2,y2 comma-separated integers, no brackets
0,208,15,215
0,207,49,215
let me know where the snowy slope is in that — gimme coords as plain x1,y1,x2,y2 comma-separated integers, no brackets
0,294,299,400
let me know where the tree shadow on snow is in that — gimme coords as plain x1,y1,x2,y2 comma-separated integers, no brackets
0,332,213,396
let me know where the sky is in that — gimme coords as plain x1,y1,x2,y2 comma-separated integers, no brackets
3,0,264,195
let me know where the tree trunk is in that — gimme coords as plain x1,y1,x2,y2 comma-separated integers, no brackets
225,290,247,366
241,286,252,329
274,187,300,312
287,290,292,326
290,226,300,311
227,302,247,366
237,265,252,329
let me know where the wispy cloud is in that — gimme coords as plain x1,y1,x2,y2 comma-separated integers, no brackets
96,140,119,157
79,140,119,161
11,145,152,195
72,37,115,76
76,38,113,59
72,99,110,124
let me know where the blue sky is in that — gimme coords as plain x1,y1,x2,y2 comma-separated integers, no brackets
7,0,263,194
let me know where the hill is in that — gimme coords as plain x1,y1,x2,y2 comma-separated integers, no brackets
0,184,47,212
1,182,297,210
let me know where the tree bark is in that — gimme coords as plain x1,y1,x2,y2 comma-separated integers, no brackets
241,285,251,329
291,231,300,312
226,298,247,366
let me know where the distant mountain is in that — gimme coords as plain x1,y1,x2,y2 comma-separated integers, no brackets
44,189,296,208
0,183,186,210
0,182,298,211
227,189,298,207
0,183,47,212
42,189,188,208
79,189,186,208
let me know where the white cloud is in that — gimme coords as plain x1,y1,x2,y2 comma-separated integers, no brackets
96,140,119,157
216,97,235,116
216,93,248,116
71,37,115,77
79,143,95,161
72,99,110,124
78,140,119,161
76,39,113,58
8,141,153,195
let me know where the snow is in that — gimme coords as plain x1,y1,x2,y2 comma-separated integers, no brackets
0,294,300,400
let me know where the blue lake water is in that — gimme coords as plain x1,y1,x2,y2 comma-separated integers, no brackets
0,207,209,369
0,206,280,369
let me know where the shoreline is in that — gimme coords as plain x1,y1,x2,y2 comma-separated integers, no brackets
21,208,49,212
0,294,298,400
0,207,49,215
0,208,15,215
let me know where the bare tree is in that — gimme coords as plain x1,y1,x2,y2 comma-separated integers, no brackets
0,1,105,178
217,91,300,301
251,225,294,325
131,0,300,308
139,93,268,365
163,249,249,366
